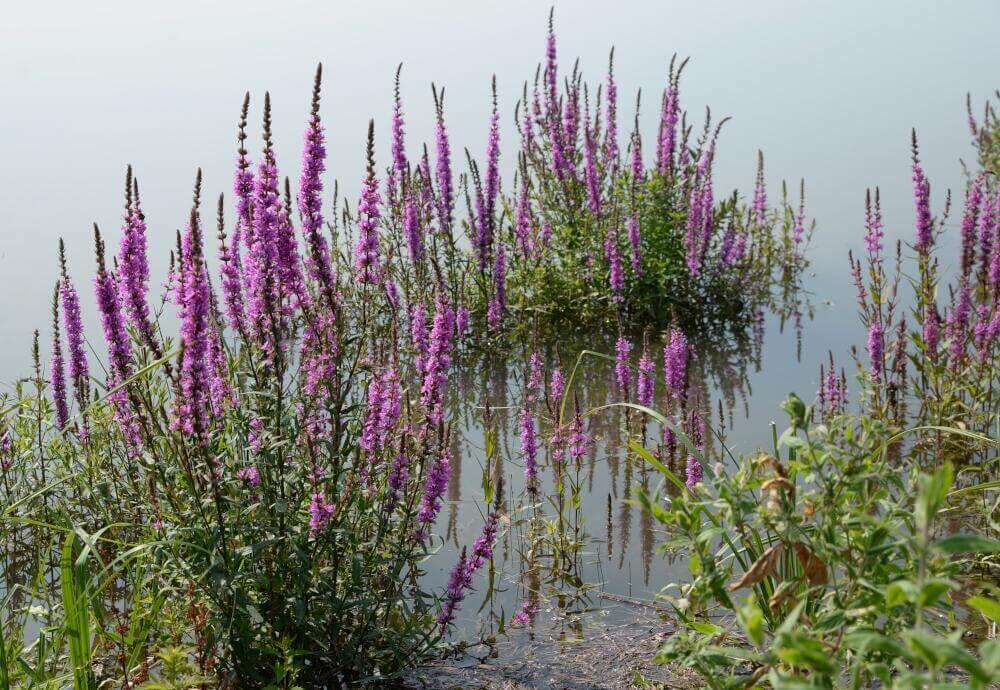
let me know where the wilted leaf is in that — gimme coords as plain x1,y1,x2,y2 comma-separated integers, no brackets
728,544,782,592
761,477,795,494
792,542,828,586
768,579,799,613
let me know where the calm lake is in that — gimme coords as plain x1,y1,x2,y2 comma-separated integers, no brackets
2,0,998,670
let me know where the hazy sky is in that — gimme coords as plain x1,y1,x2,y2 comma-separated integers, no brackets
0,0,997,383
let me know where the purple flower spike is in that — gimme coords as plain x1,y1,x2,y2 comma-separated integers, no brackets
519,407,539,490
867,321,885,381
117,167,158,354
685,455,703,489
58,241,90,424
420,294,455,425
433,86,454,232
50,285,69,430
93,226,141,453
298,65,338,307
663,327,688,401
437,512,499,633
604,50,618,168
488,244,506,331
605,228,625,304
911,131,933,253
389,65,407,202
309,491,336,535
404,192,423,264
637,348,655,407
354,121,383,285
170,198,213,442
416,441,452,537
568,414,590,462
614,336,632,398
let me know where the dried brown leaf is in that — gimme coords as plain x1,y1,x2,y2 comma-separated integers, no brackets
793,542,828,586
728,544,783,592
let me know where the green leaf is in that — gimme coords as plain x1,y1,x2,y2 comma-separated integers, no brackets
736,596,765,647
917,579,956,607
886,580,917,608
916,464,953,533
967,596,1000,625
686,621,724,636
905,630,987,684
776,633,836,675
932,533,1000,554
844,629,907,658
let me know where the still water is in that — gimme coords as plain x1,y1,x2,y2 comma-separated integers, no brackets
1,0,998,678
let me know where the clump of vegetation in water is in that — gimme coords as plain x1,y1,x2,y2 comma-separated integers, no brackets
376,12,810,339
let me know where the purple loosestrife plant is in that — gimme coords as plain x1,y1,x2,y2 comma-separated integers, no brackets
663,327,688,401
58,241,89,421
519,407,539,491
298,65,337,309
476,81,501,271
614,336,632,397
752,151,767,226
656,63,681,176
584,108,601,215
226,93,253,335
977,187,996,281
924,303,941,362
389,65,407,204
308,491,335,536
436,512,499,633
455,304,470,340
488,243,507,331
117,167,159,355
404,192,423,264
514,172,533,259
244,95,285,352
568,413,589,462
93,229,134,387
420,293,455,425
432,85,454,233
50,284,69,430
526,351,544,402
550,366,566,412
605,228,625,303
959,175,983,276
416,440,452,538
912,131,933,254
867,320,885,382
170,198,213,442
411,302,429,374
864,189,885,264
604,49,618,168
354,121,383,285
385,450,411,512
685,455,703,489
93,226,142,453
637,347,655,407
